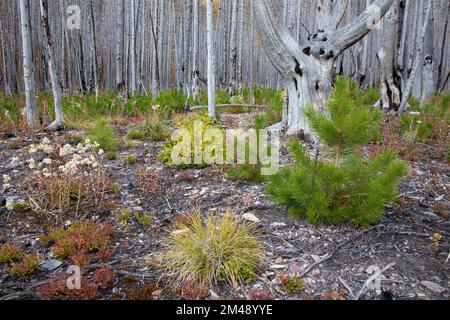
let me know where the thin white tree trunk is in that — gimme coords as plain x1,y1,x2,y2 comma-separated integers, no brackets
19,0,38,126
130,0,137,95
0,18,10,97
116,0,125,90
229,0,238,97
207,0,216,119
191,0,199,101
40,0,63,129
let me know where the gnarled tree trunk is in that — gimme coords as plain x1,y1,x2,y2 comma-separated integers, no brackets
253,0,395,136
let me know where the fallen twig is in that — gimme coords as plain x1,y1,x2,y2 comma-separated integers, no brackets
354,262,396,300
300,227,375,278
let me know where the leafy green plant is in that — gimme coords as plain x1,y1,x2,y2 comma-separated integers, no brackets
158,112,222,168
133,212,154,228
266,77,407,228
87,118,120,152
160,210,264,286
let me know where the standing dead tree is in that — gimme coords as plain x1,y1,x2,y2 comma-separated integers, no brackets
253,0,395,136
40,0,64,129
19,0,38,126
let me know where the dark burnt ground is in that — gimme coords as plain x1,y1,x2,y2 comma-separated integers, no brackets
0,116,448,301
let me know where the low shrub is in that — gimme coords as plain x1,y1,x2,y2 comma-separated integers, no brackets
8,253,41,277
158,112,221,168
123,154,138,165
40,220,115,266
0,244,23,263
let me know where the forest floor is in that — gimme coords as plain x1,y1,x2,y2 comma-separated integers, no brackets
0,111,449,301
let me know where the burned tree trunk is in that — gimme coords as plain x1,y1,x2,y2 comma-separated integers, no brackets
253,0,395,136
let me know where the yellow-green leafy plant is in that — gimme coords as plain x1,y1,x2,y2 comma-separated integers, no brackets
160,210,264,286
158,112,223,168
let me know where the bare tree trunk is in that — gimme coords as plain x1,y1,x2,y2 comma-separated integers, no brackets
87,0,99,97
19,0,38,126
228,0,238,97
0,18,11,97
236,0,244,94
207,0,216,119
249,0,255,104
40,0,63,129
191,0,199,101
130,0,137,95
399,0,433,114
149,1,160,97
420,1,435,105
253,0,395,136
116,0,125,90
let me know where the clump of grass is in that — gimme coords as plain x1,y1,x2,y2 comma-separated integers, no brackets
0,244,23,263
160,210,264,286
227,115,270,184
27,168,111,216
127,106,170,142
87,118,120,152
8,253,41,277
10,201,30,213
124,154,138,165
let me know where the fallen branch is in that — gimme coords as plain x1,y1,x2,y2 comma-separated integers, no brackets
338,277,356,300
355,262,396,300
300,227,375,278
189,104,265,111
